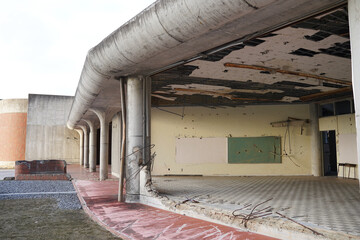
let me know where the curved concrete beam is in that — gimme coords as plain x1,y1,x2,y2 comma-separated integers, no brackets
67,0,346,129
74,129,84,166
84,119,97,172
89,108,112,181
79,124,89,168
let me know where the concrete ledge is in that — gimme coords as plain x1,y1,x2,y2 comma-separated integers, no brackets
15,160,69,180
0,161,15,169
15,173,71,180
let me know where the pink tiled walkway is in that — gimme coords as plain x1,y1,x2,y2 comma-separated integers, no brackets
71,173,278,239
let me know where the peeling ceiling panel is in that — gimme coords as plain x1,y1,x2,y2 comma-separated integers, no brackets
151,7,352,107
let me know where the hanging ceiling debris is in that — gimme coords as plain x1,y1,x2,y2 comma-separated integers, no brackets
151,7,352,107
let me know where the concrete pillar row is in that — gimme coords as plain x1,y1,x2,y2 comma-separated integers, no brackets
84,120,97,172
90,109,109,181
348,0,360,182
79,125,89,168
75,129,84,166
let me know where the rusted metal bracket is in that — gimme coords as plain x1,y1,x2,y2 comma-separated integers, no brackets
224,62,352,86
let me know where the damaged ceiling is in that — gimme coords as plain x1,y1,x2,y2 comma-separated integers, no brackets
151,7,352,107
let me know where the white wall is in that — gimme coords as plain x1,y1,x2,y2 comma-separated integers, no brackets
319,114,358,178
151,104,312,176
111,112,121,177
25,94,79,163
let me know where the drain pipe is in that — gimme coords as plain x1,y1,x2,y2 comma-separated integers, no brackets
146,76,151,169
142,78,147,166
118,79,127,202
140,76,152,198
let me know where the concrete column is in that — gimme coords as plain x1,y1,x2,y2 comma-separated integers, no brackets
309,103,322,176
100,118,109,180
75,129,84,166
111,112,122,177
84,120,97,172
80,125,89,168
90,109,109,181
349,0,360,181
125,77,144,202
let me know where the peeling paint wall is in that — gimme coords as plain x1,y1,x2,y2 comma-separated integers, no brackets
25,94,79,163
151,104,312,176
319,114,358,178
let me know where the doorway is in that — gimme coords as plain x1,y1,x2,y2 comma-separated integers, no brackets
321,130,337,176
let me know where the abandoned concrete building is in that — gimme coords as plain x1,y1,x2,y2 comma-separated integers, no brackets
2,0,360,238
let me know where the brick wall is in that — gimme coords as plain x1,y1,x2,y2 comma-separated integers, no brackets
0,112,27,166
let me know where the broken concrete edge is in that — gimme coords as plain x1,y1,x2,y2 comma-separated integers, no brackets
0,161,15,169
71,180,132,240
15,174,71,181
140,187,359,240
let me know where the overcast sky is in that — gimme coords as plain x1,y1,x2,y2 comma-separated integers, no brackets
0,0,155,99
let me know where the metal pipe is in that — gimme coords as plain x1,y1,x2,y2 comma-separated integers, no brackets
142,77,146,165
118,79,127,202
146,77,152,169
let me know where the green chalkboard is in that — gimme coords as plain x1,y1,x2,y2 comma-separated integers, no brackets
228,136,281,164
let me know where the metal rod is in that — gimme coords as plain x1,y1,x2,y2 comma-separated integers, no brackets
224,63,352,86
118,79,127,202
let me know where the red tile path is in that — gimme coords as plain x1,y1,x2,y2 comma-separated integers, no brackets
69,165,278,240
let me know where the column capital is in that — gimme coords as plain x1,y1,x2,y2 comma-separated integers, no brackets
83,119,96,132
89,107,120,124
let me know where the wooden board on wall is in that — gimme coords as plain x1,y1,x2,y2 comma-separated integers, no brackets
228,136,282,164
175,138,227,164
338,133,358,164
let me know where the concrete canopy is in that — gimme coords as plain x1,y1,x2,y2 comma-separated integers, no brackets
67,0,348,129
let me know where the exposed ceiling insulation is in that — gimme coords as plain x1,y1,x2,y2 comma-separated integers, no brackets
152,7,352,107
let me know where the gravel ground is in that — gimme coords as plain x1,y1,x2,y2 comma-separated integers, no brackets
0,180,82,210
0,169,14,179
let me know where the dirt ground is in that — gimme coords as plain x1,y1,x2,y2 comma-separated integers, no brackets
0,198,120,240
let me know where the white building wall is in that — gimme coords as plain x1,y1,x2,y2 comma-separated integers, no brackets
319,114,358,178
25,94,79,163
151,104,312,176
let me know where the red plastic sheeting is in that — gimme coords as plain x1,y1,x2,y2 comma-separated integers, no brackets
73,179,278,240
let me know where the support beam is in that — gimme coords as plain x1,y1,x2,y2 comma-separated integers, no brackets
349,0,360,181
309,104,322,176
79,125,89,168
299,87,352,102
125,76,144,202
84,120,97,172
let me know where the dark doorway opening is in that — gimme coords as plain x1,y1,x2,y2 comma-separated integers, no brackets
109,122,112,165
96,128,100,165
322,130,337,176
95,124,112,166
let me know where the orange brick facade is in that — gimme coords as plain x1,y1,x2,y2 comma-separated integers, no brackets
0,113,27,163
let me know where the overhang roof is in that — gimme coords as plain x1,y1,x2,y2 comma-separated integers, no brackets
67,0,348,129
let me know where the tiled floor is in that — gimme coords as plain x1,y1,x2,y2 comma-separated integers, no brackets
152,176,360,236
